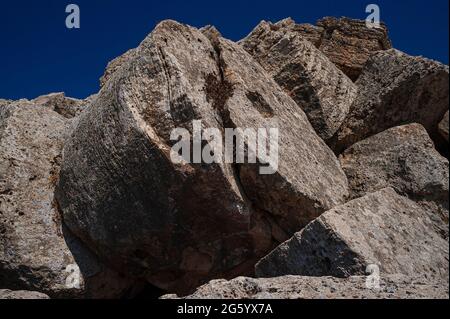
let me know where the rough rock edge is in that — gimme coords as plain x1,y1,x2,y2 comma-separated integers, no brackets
161,275,449,299
0,289,50,299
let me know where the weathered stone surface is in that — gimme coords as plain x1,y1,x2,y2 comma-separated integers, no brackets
100,26,223,91
246,17,392,81
439,111,449,143
256,188,449,281
339,124,449,239
285,20,324,47
200,25,222,40
240,18,324,50
162,275,449,299
240,19,357,140
32,92,88,119
100,48,138,87
330,49,449,153
0,101,131,298
0,99,12,107
56,20,348,294
315,17,392,81
0,289,50,299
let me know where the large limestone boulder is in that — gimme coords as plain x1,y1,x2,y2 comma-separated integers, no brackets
0,101,131,298
330,49,449,153
56,20,348,293
0,289,50,299
339,124,449,238
162,275,449,299
240,19,357,140
315,17,392,81
255,188,449,281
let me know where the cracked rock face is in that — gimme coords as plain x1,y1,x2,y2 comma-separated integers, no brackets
330,49,449,154
339,124,449,239
240,19,357,141
56,20,348,294
162,275,449,299
255,188,449,281
0,101,131,298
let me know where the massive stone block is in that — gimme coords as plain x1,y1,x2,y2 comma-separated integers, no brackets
0,101,131,298
240,19,357,140
56,20,348,293
256,188,449,281
330,49,449,153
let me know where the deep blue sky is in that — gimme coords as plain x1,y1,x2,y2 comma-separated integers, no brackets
0,0,448,100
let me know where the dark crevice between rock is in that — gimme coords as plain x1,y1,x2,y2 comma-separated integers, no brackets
203,43,260,249
205,37,289,250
